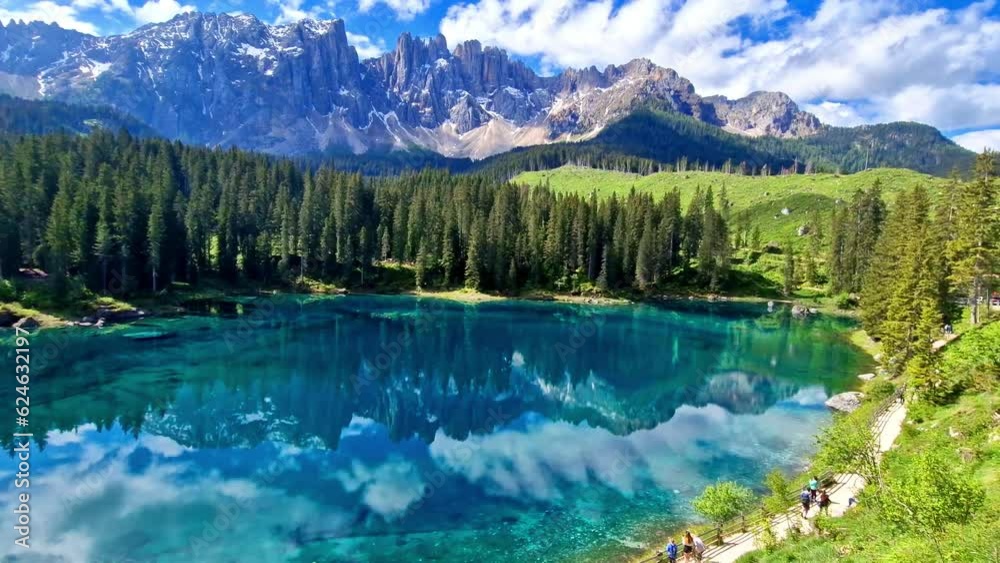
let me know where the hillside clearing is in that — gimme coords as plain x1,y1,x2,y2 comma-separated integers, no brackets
513,166,953,245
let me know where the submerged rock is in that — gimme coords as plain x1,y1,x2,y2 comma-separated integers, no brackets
82,307,147,325
791,304,814,318
825,391,865,413
12,317,39,330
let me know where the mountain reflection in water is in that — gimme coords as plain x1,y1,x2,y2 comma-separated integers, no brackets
1,295,869,563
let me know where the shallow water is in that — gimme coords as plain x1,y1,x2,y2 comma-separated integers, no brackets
0,295,870,562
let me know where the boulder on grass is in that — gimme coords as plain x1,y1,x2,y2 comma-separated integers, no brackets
825,391,865,413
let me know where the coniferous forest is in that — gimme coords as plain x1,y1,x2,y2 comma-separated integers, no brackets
0,128,997,361
0,130,735,297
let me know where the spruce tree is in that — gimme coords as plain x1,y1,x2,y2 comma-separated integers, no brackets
949,151,998,325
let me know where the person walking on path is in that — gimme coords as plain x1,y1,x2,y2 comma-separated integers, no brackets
660,538,679,563
818,489,834,516
682,531,695,562
693,534,706,561
808,475,820,501
800,487,812,517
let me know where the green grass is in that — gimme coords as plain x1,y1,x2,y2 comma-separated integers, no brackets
514,166,953,246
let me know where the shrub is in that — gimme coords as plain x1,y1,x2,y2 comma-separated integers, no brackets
871,451,983,532
763,469,792,523
0,279,17,302
815,407,879,481
865,379,896,402
692,481,757,527
833,292,857,310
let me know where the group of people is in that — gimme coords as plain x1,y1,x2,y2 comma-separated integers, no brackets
660,531,705,562
799,475,834,517
656,476,839,562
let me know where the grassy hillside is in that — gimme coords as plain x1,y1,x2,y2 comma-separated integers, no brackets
514,166,953,245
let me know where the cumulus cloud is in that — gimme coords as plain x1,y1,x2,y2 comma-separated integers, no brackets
0,426,347,562
347,30,387,59
952,129,1000,152
334,458,426,518
429,387,831,502
266,0,334,24
132,0,194,24
357,0,430,20
439,0,1000,133
0,1,102,34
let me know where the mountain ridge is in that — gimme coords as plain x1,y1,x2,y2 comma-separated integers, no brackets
0,12,975,176
0,12,826,159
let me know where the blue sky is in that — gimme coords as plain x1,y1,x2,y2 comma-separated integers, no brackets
3,0,1000,149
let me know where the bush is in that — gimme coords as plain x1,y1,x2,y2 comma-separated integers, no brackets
871,451,983,532
815,406,880,481
692,481,757,527
865,379,896,402
833,292,857,310
0,279,17,302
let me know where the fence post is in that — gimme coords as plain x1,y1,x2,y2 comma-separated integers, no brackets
742,514,746,533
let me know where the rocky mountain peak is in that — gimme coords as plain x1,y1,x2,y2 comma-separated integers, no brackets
706,90,821,138
0,13,825,157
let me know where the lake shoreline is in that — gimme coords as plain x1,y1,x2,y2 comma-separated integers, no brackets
2,280,857,332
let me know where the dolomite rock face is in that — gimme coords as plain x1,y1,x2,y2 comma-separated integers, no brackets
705,91,821,138
0,13,821,158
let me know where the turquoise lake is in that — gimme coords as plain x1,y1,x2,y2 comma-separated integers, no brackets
0,295,871,562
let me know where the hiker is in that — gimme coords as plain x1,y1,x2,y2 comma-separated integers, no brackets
800,487,812,517
659,537,679,563
693,534,706,561
682,531,695,561
808,475,820,501
818,489,833,515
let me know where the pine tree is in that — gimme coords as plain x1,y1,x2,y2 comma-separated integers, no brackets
44,170,77,286
635,212,654,290
465,218,483,290
147,195,166,293
783,245,797,297
949,151,998,325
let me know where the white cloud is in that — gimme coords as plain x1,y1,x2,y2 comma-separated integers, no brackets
132,0,194,24
802,101,870,127
334,458,425,519
268,0,326,25
2,0,195,32
0,1,101,34
952,129,1000,152
429,385,831,502
439,0,1000,132
347,30,386,59
358,0,430,20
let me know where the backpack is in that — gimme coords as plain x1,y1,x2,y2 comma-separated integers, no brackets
800,491,811,503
